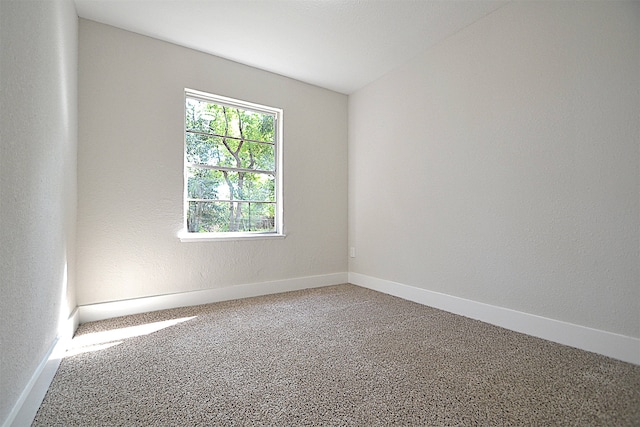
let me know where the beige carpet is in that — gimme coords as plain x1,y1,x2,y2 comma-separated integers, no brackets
33,284,640,426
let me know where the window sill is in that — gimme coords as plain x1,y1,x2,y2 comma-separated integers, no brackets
179,231,286,242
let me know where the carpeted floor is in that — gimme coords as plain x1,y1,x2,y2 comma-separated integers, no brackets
33,284,640,426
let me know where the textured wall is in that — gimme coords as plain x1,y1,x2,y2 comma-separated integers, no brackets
349,2,639,337
77,20,348,305
0,0,78,422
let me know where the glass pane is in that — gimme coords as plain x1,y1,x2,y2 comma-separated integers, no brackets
186,133,275,171
188,201,276,233
186,98,275,143
187,167,275,202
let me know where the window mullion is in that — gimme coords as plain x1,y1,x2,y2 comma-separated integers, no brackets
186,129,275,146
187,198,276,204
187,163,275,176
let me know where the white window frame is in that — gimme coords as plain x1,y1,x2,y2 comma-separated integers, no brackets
180,89,284,242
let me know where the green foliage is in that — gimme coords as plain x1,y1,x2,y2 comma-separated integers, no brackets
185,97,277,233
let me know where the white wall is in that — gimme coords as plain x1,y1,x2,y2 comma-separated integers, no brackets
349,1,639,338
0,0,78,423
77,20,348,305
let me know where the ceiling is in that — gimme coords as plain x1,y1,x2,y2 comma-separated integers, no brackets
74,0,508,94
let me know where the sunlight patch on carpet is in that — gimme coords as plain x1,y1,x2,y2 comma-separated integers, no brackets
66,316,196,357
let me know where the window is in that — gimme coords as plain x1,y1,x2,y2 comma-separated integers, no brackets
182,89,283,240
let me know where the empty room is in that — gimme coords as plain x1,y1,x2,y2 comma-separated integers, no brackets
1,0,638,425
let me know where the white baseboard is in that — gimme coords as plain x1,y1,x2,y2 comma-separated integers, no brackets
4,308,79,427
349,272,640,365
78,273,349,323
